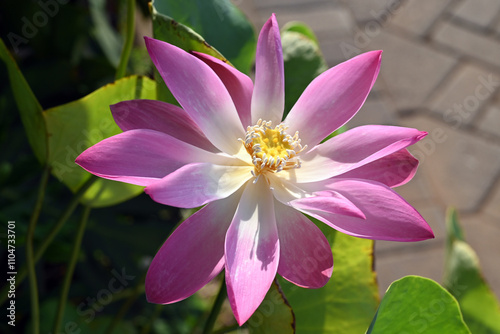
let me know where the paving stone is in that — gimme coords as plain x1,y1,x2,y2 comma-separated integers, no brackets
460,213,500,298
452,0,500,29
369,31,457,110
401,116,500,211
347,96,398,128
433,20,500,68
252,0,330,8
375,242,445,295
233,0,260,28
428,63,496,125
477,103,500,137
395,168,435,204
483,177,500,219
343,0,406,23
258,2,354,37
320,34,361,66
390,0,452,36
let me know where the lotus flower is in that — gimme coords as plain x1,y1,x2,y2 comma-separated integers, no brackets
76,14,433,325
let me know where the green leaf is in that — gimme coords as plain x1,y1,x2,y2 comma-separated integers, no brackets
247,280,295,334
279,223,379,333
443,208,500,333
152,0,256,74
0,38,48,163
282,22,328,117
43,75,156,207
368,276,471,334
282,21,320,45
151,1,228,64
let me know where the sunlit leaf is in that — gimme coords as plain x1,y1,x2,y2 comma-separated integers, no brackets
279,222,379,333
43,75,156,207
0,38,47,163
368,276,470,334
248,280,295,334
150,0,228,64
443,208,500,333
282,22,328,117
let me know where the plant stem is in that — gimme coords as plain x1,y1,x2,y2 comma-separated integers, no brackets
26,165,51,334
0,176,97,306
202,279,227,334
53,205,91,334
115,0,135,80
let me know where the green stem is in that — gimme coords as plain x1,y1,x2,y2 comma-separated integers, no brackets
26,165,51,334
53,206,91,334
0,176,97,306
105,272,145,334
115,0,135,80
202,279,227,334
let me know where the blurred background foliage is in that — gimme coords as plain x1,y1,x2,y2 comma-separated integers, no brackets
0,1,198,333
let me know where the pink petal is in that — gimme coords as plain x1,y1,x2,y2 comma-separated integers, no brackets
287,125,427,183
225,178,280,325
337,149,419,188
145,37,244,155
300,179,434,241
268,175,365,220
275,201,333,288
251,14,285,125
146,192,241,304
290,190,366,219
193,52,253,127
75,129,239,186
111,99,217,152
145,163,252,208
268,174,307,203
284,51,382,148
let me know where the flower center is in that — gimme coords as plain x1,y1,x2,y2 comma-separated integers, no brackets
242,119,305,179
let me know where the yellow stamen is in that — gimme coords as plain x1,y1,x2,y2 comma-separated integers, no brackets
241,119,306,180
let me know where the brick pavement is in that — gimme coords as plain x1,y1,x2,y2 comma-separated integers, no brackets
236,0,500,297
